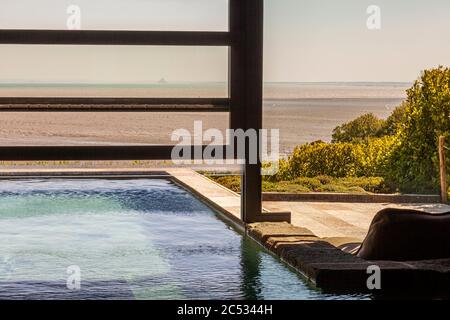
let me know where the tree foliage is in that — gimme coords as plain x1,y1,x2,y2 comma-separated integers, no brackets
386,66,450,192
379,103,407,136
268,67,449,194
332,113,385,143
331,105,408,142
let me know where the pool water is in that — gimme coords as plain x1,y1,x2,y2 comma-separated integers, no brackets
0,179,368,300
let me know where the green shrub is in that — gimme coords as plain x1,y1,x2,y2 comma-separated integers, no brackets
262,181,311,193
292,177,322,191
386,66,450,193
317,184,365,193
272,136,396,181
205,174,390,194
379,103,407,136
206,68,449,195
335,176,389,193
332,113,386,143
209,175,241,193
315,175,333,185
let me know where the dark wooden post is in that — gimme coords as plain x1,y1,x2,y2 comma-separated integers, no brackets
0,2,291,223
439,136,448,203
229,0,264,223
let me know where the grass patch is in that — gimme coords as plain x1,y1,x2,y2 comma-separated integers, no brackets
204,173,391,194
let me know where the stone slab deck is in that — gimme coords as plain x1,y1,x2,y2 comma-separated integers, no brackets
263,201,450,241
247,222,450,293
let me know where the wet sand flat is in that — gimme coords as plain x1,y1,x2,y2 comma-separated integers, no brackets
0,84,408,153
0,98,403,154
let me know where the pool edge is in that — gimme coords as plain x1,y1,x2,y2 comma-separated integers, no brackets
1,168,449,296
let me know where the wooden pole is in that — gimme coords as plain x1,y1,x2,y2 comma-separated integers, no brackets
229,0,264,223
439,136,448,204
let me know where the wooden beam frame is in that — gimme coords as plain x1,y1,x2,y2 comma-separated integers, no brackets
0,30,230,46
0,98,229,112
0,145,231,161
229,0,264,223
439,136,448,204
0,0,272,223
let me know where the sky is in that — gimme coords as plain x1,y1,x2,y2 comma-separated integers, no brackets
1,0,450,83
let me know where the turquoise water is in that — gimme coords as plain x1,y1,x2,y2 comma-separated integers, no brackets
0,179,368,300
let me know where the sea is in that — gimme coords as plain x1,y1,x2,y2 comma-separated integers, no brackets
0,82,409,153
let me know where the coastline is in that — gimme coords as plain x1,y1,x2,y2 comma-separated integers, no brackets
0,83,408,154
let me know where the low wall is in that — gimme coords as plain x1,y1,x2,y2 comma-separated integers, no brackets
262,192,440,204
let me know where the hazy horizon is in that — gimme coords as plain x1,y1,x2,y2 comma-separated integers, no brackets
0,81,413,85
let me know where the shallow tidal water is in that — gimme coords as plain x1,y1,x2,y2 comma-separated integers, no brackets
0,179,369,300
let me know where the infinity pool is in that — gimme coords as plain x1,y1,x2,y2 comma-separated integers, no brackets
0,179,368,300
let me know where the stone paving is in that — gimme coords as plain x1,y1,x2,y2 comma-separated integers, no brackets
171,169,450,241
263,201,450,241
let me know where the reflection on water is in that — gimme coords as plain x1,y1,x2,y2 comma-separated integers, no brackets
0,179,369,300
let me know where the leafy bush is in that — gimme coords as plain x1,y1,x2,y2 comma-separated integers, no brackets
318,184,364,193
291,177,322,190
332,113,386,143
379,103,407,136
272,136,396,181
315,175,333,185
207,67,449,195
332,176,389,193
386,66,450,192
331,106,407,142
209,175,241,193
263,181,311,193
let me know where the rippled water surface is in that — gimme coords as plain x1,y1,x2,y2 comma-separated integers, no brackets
0,179,369,300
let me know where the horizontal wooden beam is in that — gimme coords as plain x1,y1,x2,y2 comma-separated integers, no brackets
0,145,236,161
0,30,231,46
0,97,229,112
